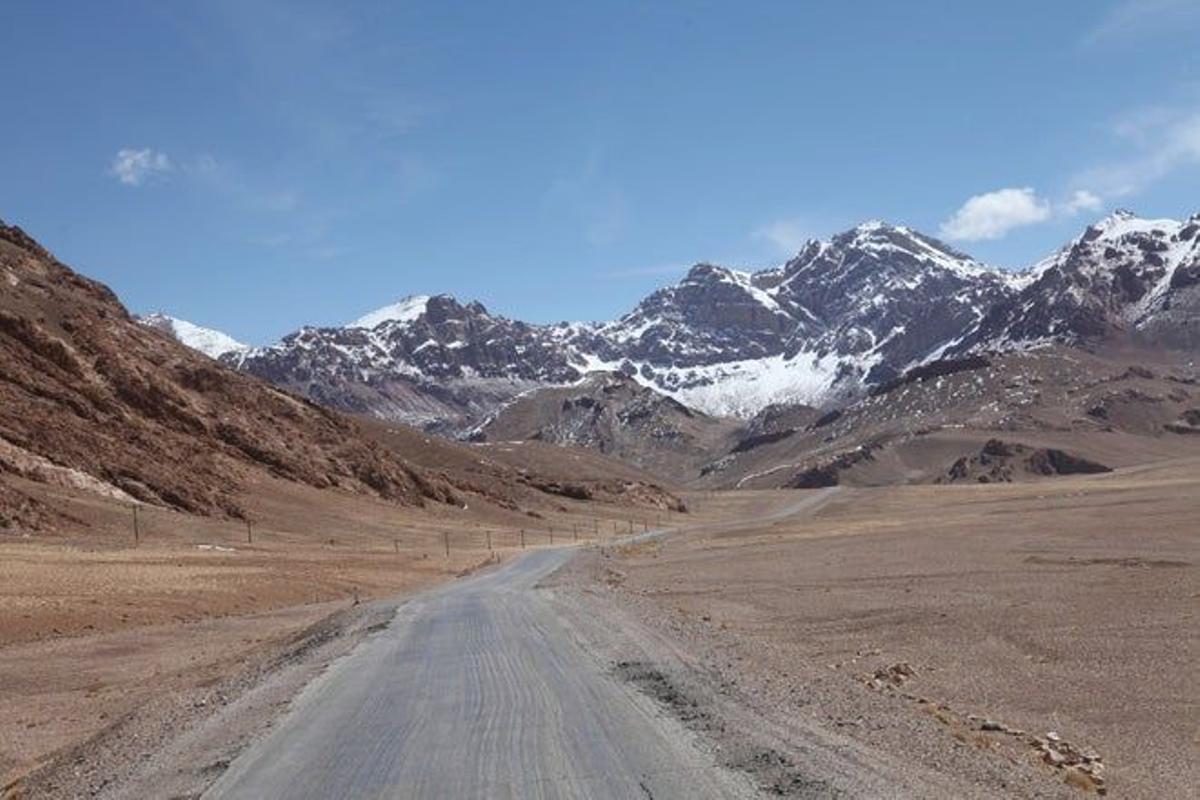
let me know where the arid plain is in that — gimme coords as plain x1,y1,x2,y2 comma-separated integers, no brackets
559,461,1199,798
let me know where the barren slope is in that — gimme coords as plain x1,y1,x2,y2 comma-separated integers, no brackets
709,347,1200,489
0,221,456,526
0,221,683,532
473,371,740,483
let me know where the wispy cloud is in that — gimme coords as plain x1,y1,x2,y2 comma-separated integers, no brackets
1074,107,1200,198
304,244,349,261
157,2,434,267
193,3,433,172
250,217,348,263
109,148,172,186
942,98,1200,242
107,148,300,211
1062,189,1103,215
752,217,818,257
182,154,302,212
599,263,689,280
251,233,293,248
363,94,431,140
1083,0,1200,46
544,148,630,247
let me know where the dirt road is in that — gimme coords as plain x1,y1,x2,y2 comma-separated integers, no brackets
203,547,757,799
203,492,843,799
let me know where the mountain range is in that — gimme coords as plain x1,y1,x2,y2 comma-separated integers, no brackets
0,218,682,531
144,210,1200,434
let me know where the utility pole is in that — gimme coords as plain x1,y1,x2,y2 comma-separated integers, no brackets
443,530,450,558
132,504,140,546
520,528,526,549
246,519,253,544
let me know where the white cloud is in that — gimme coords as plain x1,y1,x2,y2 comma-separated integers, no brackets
753,218,815,256
109,148,172,186
1062,189,1103,215
939,187,1052,242
1083,0,1200,46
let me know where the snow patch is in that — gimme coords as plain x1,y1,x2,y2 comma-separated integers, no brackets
139,313,249,359
349,295,431,330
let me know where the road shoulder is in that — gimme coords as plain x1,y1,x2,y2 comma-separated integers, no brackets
6,596,403,800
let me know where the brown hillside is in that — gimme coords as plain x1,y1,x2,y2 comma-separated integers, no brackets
0,221,455,525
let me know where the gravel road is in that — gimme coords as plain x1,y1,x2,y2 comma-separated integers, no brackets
204,546,758,799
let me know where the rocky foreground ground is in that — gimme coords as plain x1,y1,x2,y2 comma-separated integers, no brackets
552,466,1199,798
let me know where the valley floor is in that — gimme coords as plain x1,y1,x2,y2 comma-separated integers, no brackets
0,474,693,798
556,462,1199,798
3,463,1196,798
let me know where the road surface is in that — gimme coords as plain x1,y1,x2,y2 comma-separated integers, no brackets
204,547,757,799
206,492,837,799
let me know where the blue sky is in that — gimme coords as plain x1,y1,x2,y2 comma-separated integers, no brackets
2,1,1200,344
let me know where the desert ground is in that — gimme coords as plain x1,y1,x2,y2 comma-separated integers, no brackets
0,469,693,798
3,458,1196,798
557,459,1200,797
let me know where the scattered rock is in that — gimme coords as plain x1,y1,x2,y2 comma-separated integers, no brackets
1033,731,1106,793
871,661,917,686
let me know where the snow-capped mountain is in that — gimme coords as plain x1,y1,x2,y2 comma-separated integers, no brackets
151,212,1198,432
954,210,1200,353
138,313,249,359
348,294,432,329
570,221,1019,415
225,294,580,431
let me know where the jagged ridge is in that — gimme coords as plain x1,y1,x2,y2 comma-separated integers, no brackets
151,212,1200,432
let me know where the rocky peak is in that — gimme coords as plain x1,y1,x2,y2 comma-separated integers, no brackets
832,220,974,262
956,211,1200,353
680,262,727,282
780,220,997,295
832,219,914,248
1087,210,1172,240
1092,208,1138,228
422,294,485,325
602,260,798,369
166,211,1200,433
347,292,502,334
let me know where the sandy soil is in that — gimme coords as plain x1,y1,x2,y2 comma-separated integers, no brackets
560,462,1199,798
0,469,697,796
6,462,1195,798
